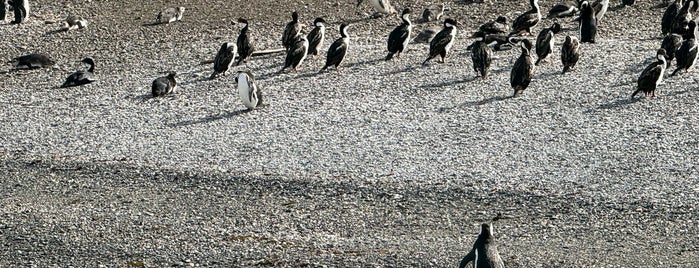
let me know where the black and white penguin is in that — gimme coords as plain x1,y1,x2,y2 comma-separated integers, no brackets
632,49,668,98
306,18,326,56
11,53,54,69
413,25,440,43
510,39,535,96
561,35,580,74
473,16,508,37
10,0,28,24
386,8,413,61
320,23,351,72
511,0,541,36
65,15,88,30
60,57,96,88
157,7,185,24
535,22,561,65
458,224,505,268
671,0,693,37
151,71,177,97
422,18,458,65
662,0,684,36
547,1,579,18
210,42,237,80
579,1,597,43
235,70,262,110
661,33,682,67
236,18,255,66
357,0,397,17
471,33,493,78
281,35,309,72
282,11,303,51
421,3,445,22
672,20,698,75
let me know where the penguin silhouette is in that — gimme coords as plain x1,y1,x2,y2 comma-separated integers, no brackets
458,223,505,268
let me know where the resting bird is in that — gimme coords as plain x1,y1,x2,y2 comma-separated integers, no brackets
386,8,413,60
306,18,326,56
157,7,185,24
561,36,580,74
511,0,541,36
282,11,303,51
65,15,88,30
632,49,668,98
421,3,445,22
357,0,397,17
281,35,309,72
591,0,609,22
210,42,237,80
467,34,519,52
61,57,96,88
672,20,698,76
535,22,562,65
151,71,177,97
458,224,505,268
661,33,683,67
547,1,579,18
236,70,263,110
471,33,493,79
423,18,458,65
510,39,535,96
236,18,255,66
11,53,54,69
473,16,508,37
320,23,351,72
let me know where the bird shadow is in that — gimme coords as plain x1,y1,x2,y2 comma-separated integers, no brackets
666,87,699,97
380,66,416,76
420,76,478,89
142,22,164,27
586,97,641,112
180,76,211,86
346,58,384,68
44,28,68,35
169,109,252,127
439,95,513,112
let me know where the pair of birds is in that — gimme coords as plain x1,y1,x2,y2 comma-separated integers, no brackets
210,18,255,79
153,70,263,110
9,54,95,88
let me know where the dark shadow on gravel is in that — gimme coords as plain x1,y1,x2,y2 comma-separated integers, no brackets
169,110,252,127
586,97,642,112
420,77,478,89
439,95,513,112
346,58,384,68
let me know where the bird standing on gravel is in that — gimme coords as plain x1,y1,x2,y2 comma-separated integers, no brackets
511,39,535,96
579,1,597,43
282,12,303,52
386,8,413,61
236,70,262,110
632,49,668,98
535,22,561,66
662,0,684,36
281,35,309,72
357,0,397,17
422,18,458,65
671,0,693,37
672,20,698,75
661,33,683,67
10,53,54,69
210,42,237,80
61,57,96,88
151,71,177,97
306,18,326,57
547,1,579,18
510,0,541,36
561,35,580,74
10,0,29,24
157,7,185,24
320,23,351,72
458,223,505,268
471,32,493,79
236,18,255,66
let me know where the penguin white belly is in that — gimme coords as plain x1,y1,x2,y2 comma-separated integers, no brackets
238,75,258,109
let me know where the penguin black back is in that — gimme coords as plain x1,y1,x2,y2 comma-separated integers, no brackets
661,33,683,67
458,224,505,268
282,35,309,72
579,1,597,43
282,11,302,51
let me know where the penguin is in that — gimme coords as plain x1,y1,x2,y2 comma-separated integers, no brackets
510,0,541,36
386,8,413,61
421,3,445,22
281,35,309,72
235,70,262,110
357,0,397,17
579,1,597,43
320,23,351,72
458,223,505,268
282,11,303,51
661,34,683,67
10,0,28,24
561,35,580,74
662,0,684,36
672,20,698,76
157,7,185,24
632,49,668,98
236,18,255,66
412,25,440,43
65,15,88,30
535,22,562,65
547,1,579,18
471,34,493,79
60,57,96,88
510,39,535,96
422,18,458,65
473,16,508,37
210,42,237,80
591,0,609,22
151,71,177,97
671,0,693,38
306,18,326,56
11,53,54,69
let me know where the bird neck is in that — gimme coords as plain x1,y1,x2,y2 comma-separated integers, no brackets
402,14,411,25
87,63,94,73
531,0,540,12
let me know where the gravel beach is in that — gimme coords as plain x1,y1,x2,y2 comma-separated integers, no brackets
1,0,699,267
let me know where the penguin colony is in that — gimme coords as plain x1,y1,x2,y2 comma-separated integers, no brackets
0,0,690,109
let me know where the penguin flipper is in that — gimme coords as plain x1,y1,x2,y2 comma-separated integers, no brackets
458,251,475,268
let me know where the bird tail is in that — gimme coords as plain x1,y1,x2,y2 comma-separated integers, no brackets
535,58,542,66
209,72,217,80
562,66,570,74
630,88,642,99
671,68,681,76
385,52,394,61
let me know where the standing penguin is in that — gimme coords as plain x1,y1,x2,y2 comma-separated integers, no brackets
535,22,562,66
672,20,698,75
661,33,683,67
632,49,668,98
510,0,541,36
210,42,237,80
458,224,505,268
471,32,493,79
306,18,326,56
320,23,351,72
662,0,684,36
579,1,597,43
236,18,255,66
422,18,458,65
235,70,263,110
510,39,535,96
152,71,177,97
386,8,413,61
61,57,96,88
281,35,309,72
11,0,28,24
561,35,580,74
282,11,303,51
